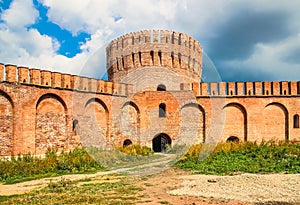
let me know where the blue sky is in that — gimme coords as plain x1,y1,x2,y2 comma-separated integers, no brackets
0,0,299,82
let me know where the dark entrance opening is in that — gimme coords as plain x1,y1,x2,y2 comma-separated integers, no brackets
226,136,239,143
152,133,171,152
123,139,133,147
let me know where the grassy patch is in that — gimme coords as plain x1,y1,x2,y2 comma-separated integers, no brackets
176,141,300,175
0,175,142,205
0,147,105,184
86,145,161,169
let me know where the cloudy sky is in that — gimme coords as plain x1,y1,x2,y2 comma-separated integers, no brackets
0,0,299,82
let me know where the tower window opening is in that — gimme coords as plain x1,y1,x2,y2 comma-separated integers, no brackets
178,53,182,67
138,52,142,65
157,84,166,91
179,33,182,45
159,103,166,118
116,57,119,70
73,119,79,135
150,51,154,65
171,52,174,67
121,56,125,68
132,53,135,67
294,114,299,128
158,51,162,65
171,32,175,44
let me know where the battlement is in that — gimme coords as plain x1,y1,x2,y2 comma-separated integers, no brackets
0,63,132,96
106,30,202,83
182,81,300,97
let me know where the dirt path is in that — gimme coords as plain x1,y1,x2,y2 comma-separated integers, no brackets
0,154,299,205
0,153,175,196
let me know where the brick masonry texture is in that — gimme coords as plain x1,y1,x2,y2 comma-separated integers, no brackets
0,30,300,156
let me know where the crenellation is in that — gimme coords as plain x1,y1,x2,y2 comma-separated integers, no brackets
90,78,97,92
5,64,17,82
71,75,80,90
200,82,208,96
291,81,297,95
246,82,254,96
106,30,202,83
153,30,159,43
263,82,272,95
281,81,289,95
18,67,29,84
0,64,4,81
61,73,71,89
228,82,235,96
191,82,200,96
236,82,244,96
219,82,226,96
210,82,218,96
255,82,262,95
1,29,300,157
29,68,41,85
81,77,89,91
51,72,62,88
273,82,280,95
97,80,105,93
41,70,51,86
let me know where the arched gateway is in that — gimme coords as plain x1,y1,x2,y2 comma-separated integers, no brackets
152,133,171,152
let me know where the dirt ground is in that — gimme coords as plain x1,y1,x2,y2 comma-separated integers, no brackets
0,154,299,204
1,167,299,205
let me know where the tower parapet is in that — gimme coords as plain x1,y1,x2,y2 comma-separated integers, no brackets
106,30,202,84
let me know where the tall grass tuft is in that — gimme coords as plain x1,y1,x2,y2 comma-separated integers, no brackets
177,141,300,175
0,147,104,184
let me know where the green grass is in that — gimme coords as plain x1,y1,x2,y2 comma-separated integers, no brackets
0,147,105,184
176,141,300,175
0,175,143,205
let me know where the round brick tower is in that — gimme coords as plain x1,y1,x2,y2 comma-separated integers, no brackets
106,30,202,91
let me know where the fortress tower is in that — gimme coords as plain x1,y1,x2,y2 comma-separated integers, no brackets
106,30,202,92
0,29,299,156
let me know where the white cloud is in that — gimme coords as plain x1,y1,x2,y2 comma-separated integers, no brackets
1,0,38,28
0,0,299,81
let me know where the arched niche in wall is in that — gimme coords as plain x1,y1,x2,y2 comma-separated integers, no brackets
294,114,299,128
0,90,14,156
83,98,109,147
35,93,67,154
180,103,205,144
120,101,140,143
222,103,247,142
263,102,289,141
